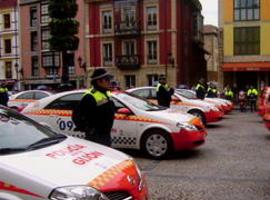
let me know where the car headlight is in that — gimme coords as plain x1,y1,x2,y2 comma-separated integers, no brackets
209,106,219,111
176,122,197,131
50,186,109,200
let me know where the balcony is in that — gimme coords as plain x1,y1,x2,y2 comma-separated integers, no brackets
115,55,140,70
115,21,140,36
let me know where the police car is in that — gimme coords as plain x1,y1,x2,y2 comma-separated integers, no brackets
127,87,223,125
0,106,148,200
175,89,234,114
8,90,52,111
23,90,207,159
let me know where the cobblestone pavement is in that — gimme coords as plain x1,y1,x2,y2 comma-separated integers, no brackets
132,111,270,200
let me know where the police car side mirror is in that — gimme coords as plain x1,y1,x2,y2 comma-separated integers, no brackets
117,108,132,115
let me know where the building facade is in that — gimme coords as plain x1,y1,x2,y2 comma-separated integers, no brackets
19,0,86,90
219,0,270,90
203,25,223,87
86,0,206,89
0,0,20,89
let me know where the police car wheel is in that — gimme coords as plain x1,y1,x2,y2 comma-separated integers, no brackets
188,110,207,126
141,130,172,159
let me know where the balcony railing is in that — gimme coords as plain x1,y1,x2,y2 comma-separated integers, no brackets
115,55,140,70
115,21,140,36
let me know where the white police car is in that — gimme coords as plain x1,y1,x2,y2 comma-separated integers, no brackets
23,90,207,159
0,106,148,200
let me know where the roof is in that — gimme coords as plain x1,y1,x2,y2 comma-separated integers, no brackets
203,25,219,34
0,0,17,9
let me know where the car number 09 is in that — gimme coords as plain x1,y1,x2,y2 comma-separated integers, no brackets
58,120,74,131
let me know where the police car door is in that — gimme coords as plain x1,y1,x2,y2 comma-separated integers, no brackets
111,97,138,149
44,93,84,138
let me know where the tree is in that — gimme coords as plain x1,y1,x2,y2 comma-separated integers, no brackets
48,0,79,85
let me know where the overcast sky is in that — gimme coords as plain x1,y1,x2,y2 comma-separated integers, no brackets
201,0,218,26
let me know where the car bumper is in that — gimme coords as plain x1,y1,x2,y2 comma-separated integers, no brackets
171,129,207,150
205,110,223,123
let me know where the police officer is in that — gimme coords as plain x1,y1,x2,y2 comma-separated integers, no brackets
247,85,258,112
0,82,9,106
156,75,174,107
207,82,218,98
195,78,206,100
224,86,234,101
76,68,115,146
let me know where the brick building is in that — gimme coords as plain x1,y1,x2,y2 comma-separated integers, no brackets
86,0,207,89
19,0,86,90
0,0,20,89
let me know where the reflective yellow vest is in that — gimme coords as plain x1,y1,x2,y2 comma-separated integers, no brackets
84,88,112,106
156,83,170,92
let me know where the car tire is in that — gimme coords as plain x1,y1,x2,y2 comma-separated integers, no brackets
141,129,172,159
188,109,207,126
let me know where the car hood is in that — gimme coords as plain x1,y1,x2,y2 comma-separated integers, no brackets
0,137,130,189
142,109,195,124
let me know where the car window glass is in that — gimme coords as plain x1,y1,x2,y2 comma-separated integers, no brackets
34,92,49,100
45,93,83,110
112,97,126,110
150,89,157,98
0,109,56,149
132,89,151,99
16,92,34,99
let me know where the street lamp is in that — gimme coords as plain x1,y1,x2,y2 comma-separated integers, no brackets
165,53,175,78
14,62,20,91
77,56,87,88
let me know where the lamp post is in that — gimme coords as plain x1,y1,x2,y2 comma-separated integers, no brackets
165,53,175,78
77,56,87,88
14,62,20,91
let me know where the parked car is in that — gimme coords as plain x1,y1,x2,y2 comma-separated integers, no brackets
127,86,223,125
0,106,148,200
23,90,207,159
175,89,234,114
8,90,52,111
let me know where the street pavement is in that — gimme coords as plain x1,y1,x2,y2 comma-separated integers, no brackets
132,111,270,200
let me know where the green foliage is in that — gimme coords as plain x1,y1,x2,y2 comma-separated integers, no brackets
49,36,79,52
48,0,78,19
50,19,79,36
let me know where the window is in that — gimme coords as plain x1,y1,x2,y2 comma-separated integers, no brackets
17,92,34,100
234,27,260,55
147,40,157,64
125,75,136,89
41,3,50,25
102,11,112,33
146,6,157,30
41,29,50,50
123,7,136,27
147,74,159,86
42,52,60,67
31,31,38,51
5,62,12,79
131,89,151,99
103,43,113,65
4,39,12,54
30,7,37,27
34,92,49,100
3,14,11,29
123,40,135,56
234,0,260,21
46,93,83,110
31,56,39,77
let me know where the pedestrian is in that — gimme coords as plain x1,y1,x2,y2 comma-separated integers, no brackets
195,78,206,100
247,85,258,112
238,90,247,112
72,68,115,146
156,75,174,107
0,82,9,106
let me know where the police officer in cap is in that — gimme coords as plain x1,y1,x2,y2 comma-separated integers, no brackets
156,75,174,107
77,68,115,146
0,82,9,106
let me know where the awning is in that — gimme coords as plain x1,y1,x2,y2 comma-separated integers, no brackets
223,62,270,72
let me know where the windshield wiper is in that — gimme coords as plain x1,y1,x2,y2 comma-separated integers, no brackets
0,147,28,155
27,134,67,150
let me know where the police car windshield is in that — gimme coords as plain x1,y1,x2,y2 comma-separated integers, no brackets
0,107,63,154
115,93,166,111
175,90,198,99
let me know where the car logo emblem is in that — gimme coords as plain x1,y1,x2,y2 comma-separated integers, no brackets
127,175,136,186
